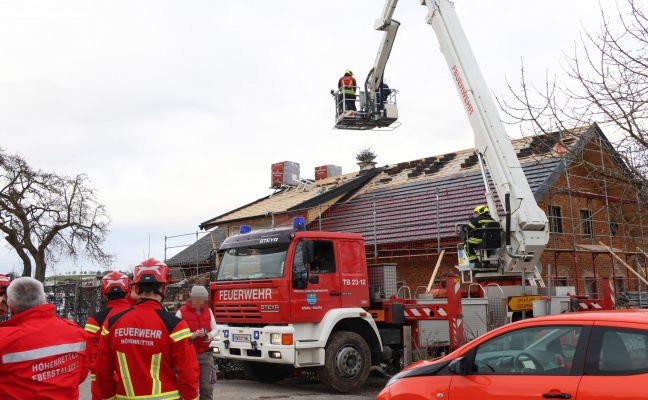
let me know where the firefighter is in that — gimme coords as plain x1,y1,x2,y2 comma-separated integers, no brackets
84,271,132,400
176,285,218,400
338,70,357,111
0,277,89,400
465,205,499,268
0,274,10,316
95,258,199,400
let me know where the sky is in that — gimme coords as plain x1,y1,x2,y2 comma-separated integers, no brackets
0,0,627,276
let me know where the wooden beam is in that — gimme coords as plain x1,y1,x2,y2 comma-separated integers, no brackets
598,241,648,286
427,249,446,292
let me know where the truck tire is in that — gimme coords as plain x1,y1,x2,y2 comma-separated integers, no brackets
242,361,291,383
317,331,371,393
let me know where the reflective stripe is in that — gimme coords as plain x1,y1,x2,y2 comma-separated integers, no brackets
91,372,96,381
2,341,86,364
114,390,180,400
117,352,135,397
102,326,110,336
150,353,162,395
85,323,100,334
170,328,191,342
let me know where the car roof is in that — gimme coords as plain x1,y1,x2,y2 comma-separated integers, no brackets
514,310,648,325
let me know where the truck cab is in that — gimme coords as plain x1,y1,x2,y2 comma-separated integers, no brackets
210,219,383,392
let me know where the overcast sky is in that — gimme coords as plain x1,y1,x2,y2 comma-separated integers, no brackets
0,0,626,276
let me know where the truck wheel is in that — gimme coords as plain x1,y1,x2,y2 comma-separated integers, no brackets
317,331,371,393
242,361,291,383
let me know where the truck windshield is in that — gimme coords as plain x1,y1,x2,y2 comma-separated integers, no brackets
217,245,289,281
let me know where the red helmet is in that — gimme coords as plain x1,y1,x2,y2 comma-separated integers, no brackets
100,271,130,294
132,258,171,285
0,274,10,295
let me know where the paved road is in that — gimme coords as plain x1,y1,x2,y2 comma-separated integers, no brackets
79,376,386,399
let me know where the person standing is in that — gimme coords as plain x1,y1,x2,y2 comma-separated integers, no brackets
338,70,357,111
0,277,88,400
95,258,199,400
177,285,218,400
84,271,131,400
465,205,499,268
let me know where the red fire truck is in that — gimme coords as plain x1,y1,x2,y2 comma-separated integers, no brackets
209,218,464,393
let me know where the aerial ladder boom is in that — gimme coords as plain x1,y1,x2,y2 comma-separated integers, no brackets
420,0,549,273
333,0,400,130
365,0,400,113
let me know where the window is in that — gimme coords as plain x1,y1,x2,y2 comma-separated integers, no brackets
473,326,583,375
584,278,598,298
580,210,593,237
310,240,336,274
217,244,289,281
548,206,563,234
586,328,648,374
614,277,625,293
553,276,569,286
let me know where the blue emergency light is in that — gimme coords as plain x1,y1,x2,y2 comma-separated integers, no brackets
253,331,260,340
223,330,229,338
293,217,306,231
240,225,252,234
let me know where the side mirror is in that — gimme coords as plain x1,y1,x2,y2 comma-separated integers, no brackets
302,240,315,264
209,250,218,280
448,357,465,375
308,275,319,284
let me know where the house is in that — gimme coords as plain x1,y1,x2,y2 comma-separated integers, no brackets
166,227,226,279
199,124,648,297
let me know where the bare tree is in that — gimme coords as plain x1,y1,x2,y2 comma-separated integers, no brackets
500,0,648,187
0,148,112,282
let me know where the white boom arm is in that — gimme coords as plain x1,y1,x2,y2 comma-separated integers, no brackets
365,0,401,112
421,0,549,273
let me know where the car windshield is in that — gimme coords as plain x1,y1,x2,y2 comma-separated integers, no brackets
217,245,288,281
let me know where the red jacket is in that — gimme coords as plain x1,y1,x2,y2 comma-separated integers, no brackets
95,298,199,400
338,75,357,94
0,304,89,400
84,298,131,399
178,300,212,354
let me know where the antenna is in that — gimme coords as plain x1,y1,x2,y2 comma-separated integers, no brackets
148,234,151,258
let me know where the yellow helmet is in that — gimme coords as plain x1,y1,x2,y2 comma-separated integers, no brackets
474,205,489,215
345,70,354,76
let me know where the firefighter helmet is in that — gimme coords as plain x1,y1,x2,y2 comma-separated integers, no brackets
100,271,130,294
345,70,354,76
474,205,489,215
132,258,171,285
0,274,10,295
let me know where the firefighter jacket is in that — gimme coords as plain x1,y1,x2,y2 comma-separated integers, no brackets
0,303,89,400
95,298,199,400
338,75,357,95
467,213,499,244
177,300,212,354
85,298,132,399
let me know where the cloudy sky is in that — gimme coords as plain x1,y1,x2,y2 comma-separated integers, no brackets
0,0,625,275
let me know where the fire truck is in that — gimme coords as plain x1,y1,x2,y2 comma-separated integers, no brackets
210,221,465,393
209,0,613,393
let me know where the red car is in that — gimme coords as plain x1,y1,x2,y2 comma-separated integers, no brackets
377,311,648,400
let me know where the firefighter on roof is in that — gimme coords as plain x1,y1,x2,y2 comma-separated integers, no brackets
84,271,132,400
95,258,199,400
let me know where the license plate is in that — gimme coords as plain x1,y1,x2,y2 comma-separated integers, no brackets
232,334,251,342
